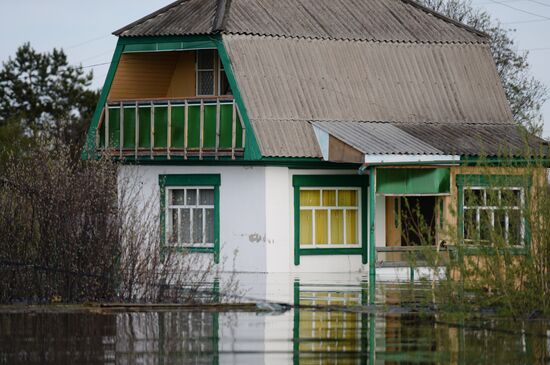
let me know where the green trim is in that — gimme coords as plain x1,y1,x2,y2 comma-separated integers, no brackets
120,156,360,169
159,174,221,263
216,36,262,160
456,173,532,254
299,248,363,256
368,167,376,277
122,36,216,52
82,41,124,159
292,175,367,187
292,175,369,265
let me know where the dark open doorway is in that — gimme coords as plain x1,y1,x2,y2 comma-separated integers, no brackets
400,196,436,246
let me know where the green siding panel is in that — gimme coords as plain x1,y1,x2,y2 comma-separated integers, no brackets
171,106,185,148
219,104,232,148
138,107,151,148
123,107,136,148
376,168,450,194
154,106,168,148
203,105,217,148
187,106,201,148
108,108,120,148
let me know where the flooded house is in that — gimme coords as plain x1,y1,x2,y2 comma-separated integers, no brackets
84,0,547,278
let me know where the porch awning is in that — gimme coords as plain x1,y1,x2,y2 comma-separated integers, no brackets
376,168,450,195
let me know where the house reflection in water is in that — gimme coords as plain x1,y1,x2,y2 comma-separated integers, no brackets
0,283,549,364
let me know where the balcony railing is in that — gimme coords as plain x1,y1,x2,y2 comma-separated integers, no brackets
96,97,245,159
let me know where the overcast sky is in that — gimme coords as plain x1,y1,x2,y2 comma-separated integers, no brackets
1,0,549,138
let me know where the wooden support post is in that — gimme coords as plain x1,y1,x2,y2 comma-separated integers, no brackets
105,105,110,151
215,98,220,160
231,102,237,160
135,102,139,159
167,100,172,160
119,102,124,159
184,100,188,160
199,99,204,160
150,102,155,160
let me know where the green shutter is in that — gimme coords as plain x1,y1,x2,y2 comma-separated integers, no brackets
376,168,450,195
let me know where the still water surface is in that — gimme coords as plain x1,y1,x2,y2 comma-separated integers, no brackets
0,282,549,364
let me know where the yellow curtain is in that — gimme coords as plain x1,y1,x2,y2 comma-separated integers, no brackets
338,190,357,206
300,190,320,206
315,210,328,244
322,190,336,206
300,210,313,245
346,210,358,244
331,209,344,243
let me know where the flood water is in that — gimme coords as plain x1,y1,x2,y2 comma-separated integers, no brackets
1,280,549,364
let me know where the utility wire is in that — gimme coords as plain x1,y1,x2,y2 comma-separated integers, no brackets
82,61,110,69
487,0,550,20
523,0,550,7
504,18,550,23
66,35,111,50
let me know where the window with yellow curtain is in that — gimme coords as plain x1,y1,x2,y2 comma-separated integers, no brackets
299,188,360,247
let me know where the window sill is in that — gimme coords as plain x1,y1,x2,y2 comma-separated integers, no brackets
299,247,363,256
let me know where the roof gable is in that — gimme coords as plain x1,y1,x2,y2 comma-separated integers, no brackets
114,0,487,43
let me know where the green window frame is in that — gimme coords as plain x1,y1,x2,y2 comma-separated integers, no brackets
293,175,369,265
456,174,531,253
159,174,221,263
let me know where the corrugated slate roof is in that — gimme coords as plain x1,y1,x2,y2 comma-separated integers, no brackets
222,34,517,157
114,0,217,37
313,121,444,155
114,0,486,43
396,123,548,156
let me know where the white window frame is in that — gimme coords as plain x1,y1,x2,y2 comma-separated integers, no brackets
166,186,215,248
299,187,361,249
462,186,525,246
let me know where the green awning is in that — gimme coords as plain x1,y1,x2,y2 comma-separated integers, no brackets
376,168,450,195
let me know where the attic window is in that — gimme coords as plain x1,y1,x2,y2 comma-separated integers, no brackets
196,49,215,96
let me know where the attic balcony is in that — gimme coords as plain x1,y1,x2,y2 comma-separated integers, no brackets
95,96,245,160
94,48,245,160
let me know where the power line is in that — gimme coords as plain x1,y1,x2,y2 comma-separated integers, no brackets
503,18,550,23
82,61,110,69
66,35,111,50
523,0,550,7
487,0,550,20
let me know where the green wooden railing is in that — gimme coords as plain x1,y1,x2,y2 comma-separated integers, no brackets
96,97,245,159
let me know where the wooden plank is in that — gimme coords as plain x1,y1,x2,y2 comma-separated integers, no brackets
231,102,236,160
150,102,154,159
135,102,139,159
199,99,204,160
215,98,220,160
119,101,124,158
167,100,172,160
184,100,188,160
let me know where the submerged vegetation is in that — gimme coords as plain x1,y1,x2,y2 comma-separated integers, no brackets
0,144,238,304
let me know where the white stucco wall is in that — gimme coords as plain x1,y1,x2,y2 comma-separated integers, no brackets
119,165,384,275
